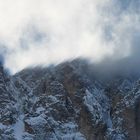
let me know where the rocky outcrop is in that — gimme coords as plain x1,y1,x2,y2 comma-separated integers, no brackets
0,60,140,140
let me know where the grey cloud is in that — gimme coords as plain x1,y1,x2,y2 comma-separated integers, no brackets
0,45,7,66
0,0,140,75
20,25,48,50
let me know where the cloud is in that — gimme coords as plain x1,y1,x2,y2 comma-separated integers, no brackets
0,0,140,74
0,44,7,66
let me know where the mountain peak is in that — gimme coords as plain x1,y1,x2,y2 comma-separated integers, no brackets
0,60,140,140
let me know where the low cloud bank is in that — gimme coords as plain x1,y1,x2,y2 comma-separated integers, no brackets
0,0,140,74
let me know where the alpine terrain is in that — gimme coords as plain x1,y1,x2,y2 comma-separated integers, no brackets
0,59,140,140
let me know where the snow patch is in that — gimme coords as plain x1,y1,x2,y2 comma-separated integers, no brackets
36,106,45,114
62,132,86,140
25,115,47,126
13,115,25,140
0,123,7,129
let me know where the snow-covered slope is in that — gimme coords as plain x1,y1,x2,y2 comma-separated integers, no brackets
0,60,140,140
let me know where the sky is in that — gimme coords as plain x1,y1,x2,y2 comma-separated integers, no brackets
0,0,140,74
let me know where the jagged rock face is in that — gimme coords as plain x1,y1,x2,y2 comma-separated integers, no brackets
0,65,18,139
0,66,10,109
0,60,140,140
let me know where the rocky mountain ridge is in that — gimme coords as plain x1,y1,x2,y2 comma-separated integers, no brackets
0,60,140,140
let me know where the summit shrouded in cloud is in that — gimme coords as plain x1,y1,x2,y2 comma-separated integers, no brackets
0,0,140,73
1,1,140,139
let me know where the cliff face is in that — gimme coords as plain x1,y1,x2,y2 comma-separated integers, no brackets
0,60,140,140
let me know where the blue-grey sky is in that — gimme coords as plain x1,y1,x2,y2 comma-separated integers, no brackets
0,0,140,74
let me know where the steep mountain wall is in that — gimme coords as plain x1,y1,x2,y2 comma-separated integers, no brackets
0,60,140,140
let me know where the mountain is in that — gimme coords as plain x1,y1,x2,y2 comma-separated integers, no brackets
0,59,140,140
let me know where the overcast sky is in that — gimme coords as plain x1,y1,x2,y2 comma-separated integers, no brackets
0,0,140,74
